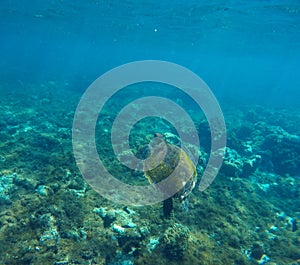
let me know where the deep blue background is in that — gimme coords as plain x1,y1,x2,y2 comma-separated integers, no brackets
1,0,300,107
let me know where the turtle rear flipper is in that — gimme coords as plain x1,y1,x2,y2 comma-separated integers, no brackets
163,197,173,218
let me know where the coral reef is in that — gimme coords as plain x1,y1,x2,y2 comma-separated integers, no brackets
0,85,299,265
162,223,190,259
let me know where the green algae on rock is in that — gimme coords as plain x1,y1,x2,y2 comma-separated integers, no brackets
162,223,190,259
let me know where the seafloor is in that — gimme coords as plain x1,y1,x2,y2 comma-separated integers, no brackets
0,82,299,265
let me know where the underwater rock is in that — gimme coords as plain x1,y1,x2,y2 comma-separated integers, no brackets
257,254,271,265
93,206,142,256
106,252,134,265
241,140,254,154
93,207,136,229
254,123,300,175
146,236,160,253
221,147,243,177
36,185,54,196
29,132,62,152
54,261,69,265
291,218,298,232
13,177,36,191
37,213,60,248
0,171,18,205
249,243,264,260
0,153,6,162
93,207,117,228
221,148,261,178
0,193,11,206
112,224,125,234
162,223,190,259
236,123,254,140
272,176,299,199
0,211,18,230
241,155,261,178
247,243,271,264
285,134,300,144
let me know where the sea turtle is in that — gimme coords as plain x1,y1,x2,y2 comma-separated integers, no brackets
137,133,197,217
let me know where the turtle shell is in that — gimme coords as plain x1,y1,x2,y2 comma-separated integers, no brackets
144,138,197,202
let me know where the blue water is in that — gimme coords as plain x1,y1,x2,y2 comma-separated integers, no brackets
1,0,300,107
